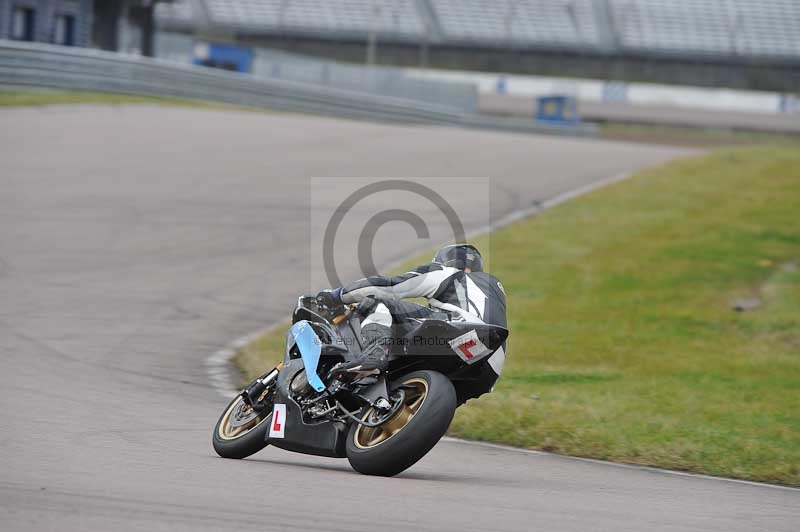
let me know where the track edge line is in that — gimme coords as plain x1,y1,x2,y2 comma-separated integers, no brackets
204,168,800,491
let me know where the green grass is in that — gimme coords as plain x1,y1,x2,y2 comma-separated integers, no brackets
0,89,261,111
236,146,800,486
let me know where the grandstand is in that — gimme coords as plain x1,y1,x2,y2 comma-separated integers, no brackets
433,0,599,48
211,0,423,38
157,0,800,61
608,0,800,59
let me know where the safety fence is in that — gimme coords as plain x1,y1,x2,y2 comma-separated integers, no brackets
0,40,596,137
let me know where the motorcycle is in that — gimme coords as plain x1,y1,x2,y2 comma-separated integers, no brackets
212,295,508,476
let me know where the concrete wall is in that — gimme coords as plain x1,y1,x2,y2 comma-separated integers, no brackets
0,0,92,47
409,69,798,116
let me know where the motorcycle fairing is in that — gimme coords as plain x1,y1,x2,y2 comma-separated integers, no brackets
265,357,348,458
393,319,508,404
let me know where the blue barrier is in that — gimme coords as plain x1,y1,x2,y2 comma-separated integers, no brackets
535,95,581,124
193,43,253,73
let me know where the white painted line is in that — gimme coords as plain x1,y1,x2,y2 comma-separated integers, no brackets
441,437,800,492
473,171,631,238
204,323,284,398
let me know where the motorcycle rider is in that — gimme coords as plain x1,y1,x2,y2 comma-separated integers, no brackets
316,244,507,378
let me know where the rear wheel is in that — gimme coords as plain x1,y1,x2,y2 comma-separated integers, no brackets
212,376,275,459
345,370,456,476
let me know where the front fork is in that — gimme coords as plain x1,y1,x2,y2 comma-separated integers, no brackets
241,363,283,409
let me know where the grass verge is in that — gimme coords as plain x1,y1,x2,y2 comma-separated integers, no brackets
236,146,799,485
0,89,262,111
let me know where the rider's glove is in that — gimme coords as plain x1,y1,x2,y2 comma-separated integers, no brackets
354,296,379,318
316,287,343,309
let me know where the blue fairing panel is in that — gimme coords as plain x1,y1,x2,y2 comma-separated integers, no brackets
289,321,326,392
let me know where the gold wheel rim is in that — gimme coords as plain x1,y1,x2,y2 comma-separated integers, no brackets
353,377,429,449
217,395,271,441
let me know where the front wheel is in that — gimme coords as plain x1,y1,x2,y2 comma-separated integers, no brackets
346,370,457,477
212,376,275,459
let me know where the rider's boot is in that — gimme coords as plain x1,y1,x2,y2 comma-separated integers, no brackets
333,323,391,378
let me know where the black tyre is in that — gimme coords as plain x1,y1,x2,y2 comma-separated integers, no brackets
346,370,457,477
212,380,274,459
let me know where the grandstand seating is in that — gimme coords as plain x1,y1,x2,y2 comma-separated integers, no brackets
155,0,800,61
203,0,424,38
155,0,197,26
433,0,598,48
609,0,800,59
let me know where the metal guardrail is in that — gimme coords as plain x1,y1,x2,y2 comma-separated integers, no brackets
251,48,479,114
0,40,596,137
155,34,478,113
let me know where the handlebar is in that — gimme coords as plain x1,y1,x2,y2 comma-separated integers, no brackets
332,305,354,325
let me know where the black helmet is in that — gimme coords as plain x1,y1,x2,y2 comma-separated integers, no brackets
433,244,483,272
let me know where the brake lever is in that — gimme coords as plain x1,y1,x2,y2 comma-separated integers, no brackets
332,305,354,325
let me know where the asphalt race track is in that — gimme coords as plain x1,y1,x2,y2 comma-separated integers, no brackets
1,105,797,531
